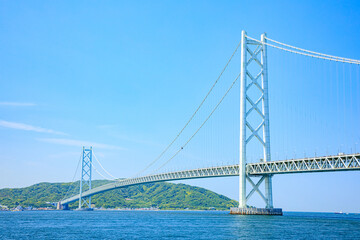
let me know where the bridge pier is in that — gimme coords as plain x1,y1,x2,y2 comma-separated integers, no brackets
230,207,282,215
56,202,69,210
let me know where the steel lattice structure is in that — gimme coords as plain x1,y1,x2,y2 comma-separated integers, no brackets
239,31,273,208
60,153,360,206
78,147,93,209
247,154,360,175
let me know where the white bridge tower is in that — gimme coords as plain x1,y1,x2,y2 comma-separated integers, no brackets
78,146,93,210
234,30,280,215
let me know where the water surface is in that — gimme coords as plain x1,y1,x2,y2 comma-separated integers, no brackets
1,211,359,239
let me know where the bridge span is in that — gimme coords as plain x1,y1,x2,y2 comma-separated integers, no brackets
58,31,360,214
60,153,360,206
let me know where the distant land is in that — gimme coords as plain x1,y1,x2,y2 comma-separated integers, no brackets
0,180,238,210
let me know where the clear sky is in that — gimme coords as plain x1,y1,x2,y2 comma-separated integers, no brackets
1,0,360,213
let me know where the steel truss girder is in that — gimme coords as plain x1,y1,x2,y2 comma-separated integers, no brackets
60,153,360,206
247,154,360,175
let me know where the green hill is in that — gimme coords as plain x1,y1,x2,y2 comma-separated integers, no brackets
0,180,238,210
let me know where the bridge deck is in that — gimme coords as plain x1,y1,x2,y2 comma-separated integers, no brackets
60,153,360,205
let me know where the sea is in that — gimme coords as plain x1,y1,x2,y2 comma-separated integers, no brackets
1,210,360,239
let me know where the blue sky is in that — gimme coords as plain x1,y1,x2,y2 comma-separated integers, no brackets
1,0,360,212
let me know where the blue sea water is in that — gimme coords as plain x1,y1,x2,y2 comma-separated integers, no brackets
0,210,360,239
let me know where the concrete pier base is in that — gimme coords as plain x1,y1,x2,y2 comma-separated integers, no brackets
230,207,283,215
56,202,69,210
75,208,94,211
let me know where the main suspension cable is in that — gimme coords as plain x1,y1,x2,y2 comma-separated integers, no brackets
131,40,242,178
92,152,118,180
90,159,115,181
246,35,360,65
61,153,82,201
152,73,241,174
264,36,360,64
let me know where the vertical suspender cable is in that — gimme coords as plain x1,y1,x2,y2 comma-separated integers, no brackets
336,63,340,152
342,63,346,152
354,65,359,152
349,63,353,151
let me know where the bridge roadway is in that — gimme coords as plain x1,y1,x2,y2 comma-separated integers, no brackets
60,153,360,206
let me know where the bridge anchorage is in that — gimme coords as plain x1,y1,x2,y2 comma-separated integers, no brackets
58,30,360,214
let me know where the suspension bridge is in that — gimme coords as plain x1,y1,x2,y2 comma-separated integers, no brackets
58,31,360,215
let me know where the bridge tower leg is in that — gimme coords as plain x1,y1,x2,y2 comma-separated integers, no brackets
261,33,273,209
232,30,281,215
78,146,93,210
238,30,247,208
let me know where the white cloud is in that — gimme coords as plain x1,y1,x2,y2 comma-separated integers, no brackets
0,120,66,135
37,138,125,150
0,102,36,106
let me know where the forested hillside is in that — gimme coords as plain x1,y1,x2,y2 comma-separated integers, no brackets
0,180,237,210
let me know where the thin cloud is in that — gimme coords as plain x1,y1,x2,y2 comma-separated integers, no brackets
0,102,36,107
0,120,66,135
37,138,125,150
